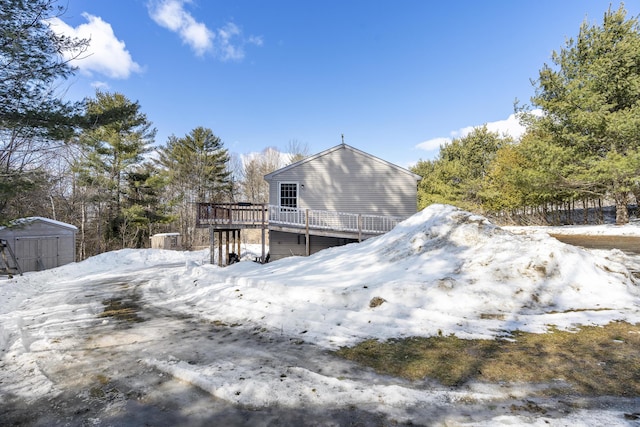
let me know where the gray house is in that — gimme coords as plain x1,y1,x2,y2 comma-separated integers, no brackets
264,143,421,260
0,217,77,273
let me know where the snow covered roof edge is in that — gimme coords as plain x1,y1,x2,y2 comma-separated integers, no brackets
3,217,78,232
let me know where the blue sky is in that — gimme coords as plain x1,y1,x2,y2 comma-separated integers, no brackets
51,0,639,168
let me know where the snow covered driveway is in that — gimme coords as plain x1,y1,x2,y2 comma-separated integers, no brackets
0,261,637,426
0,267,502,426
1,269,415,425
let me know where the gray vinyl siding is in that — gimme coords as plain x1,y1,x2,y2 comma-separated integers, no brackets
269,230,306,259
0,219,77,272
267,146,418,217
269,230,357,261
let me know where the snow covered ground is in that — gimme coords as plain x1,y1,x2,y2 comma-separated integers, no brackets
506,221,640,237
2,204,640,426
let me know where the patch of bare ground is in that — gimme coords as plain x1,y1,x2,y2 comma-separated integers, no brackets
335,321,640,396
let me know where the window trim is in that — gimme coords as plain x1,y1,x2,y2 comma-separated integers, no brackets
278,181,299,208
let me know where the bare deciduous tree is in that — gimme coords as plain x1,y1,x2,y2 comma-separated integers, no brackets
284,139,310,164
239,147,284,203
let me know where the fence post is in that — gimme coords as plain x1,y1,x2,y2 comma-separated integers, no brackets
358,214,362,242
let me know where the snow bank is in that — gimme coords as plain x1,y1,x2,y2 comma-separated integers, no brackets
146,204,640,348
507,222,640,237
144,357,497,409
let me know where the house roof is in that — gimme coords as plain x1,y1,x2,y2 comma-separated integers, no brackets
264,143,422,181
1,217,78,232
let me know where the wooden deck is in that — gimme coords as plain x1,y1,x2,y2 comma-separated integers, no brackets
196,203,268,266
196,203,404,265
196,203,268,229
196,203,403,238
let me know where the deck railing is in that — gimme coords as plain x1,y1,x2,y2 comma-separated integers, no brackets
196,203,267,227
196,203,404,236
267,206,403,235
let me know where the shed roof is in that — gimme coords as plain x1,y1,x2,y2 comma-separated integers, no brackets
264,143,422,181
2,217,78,232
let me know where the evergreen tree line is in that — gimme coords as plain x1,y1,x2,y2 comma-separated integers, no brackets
411,5,640,226
0,0,307,257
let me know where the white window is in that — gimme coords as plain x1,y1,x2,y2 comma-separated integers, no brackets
279,182,298,208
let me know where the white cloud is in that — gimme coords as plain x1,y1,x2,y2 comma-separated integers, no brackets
483,113,528,140
416,110,543,154
415,137,450,152
149,0,213,56
91,81,110,91
147,0,262,60
239,148,288,169
49,14,142,79
216,22,242,61
248,35,264,47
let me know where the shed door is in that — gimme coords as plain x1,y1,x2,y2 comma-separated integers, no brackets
15,237,59,271
39,237,59,269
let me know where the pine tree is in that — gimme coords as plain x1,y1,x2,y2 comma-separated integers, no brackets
532,4,640,224
411,127,509,211
159,127,231,203
157,127,231,248
75,91,155,252
121,162,173,248
0,0,88,221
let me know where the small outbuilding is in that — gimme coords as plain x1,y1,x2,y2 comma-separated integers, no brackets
150,233,182,250
0,217,77,273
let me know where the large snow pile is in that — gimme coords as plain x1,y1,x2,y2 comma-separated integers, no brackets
146,204,640,348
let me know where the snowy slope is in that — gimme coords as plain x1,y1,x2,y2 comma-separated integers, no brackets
145,204,640,347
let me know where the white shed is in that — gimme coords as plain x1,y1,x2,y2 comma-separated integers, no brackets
0,217,77,273
150,233,182,250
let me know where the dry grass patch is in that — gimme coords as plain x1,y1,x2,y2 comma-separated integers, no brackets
335,321,640,396
99,295,145,323
369,297,386,308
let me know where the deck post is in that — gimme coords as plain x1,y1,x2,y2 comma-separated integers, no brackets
358,214,362,242
261,205,266,262
218,231,222,267
225,230,230,265
305,209,310,256
236,229,241,257
209,226,215,265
